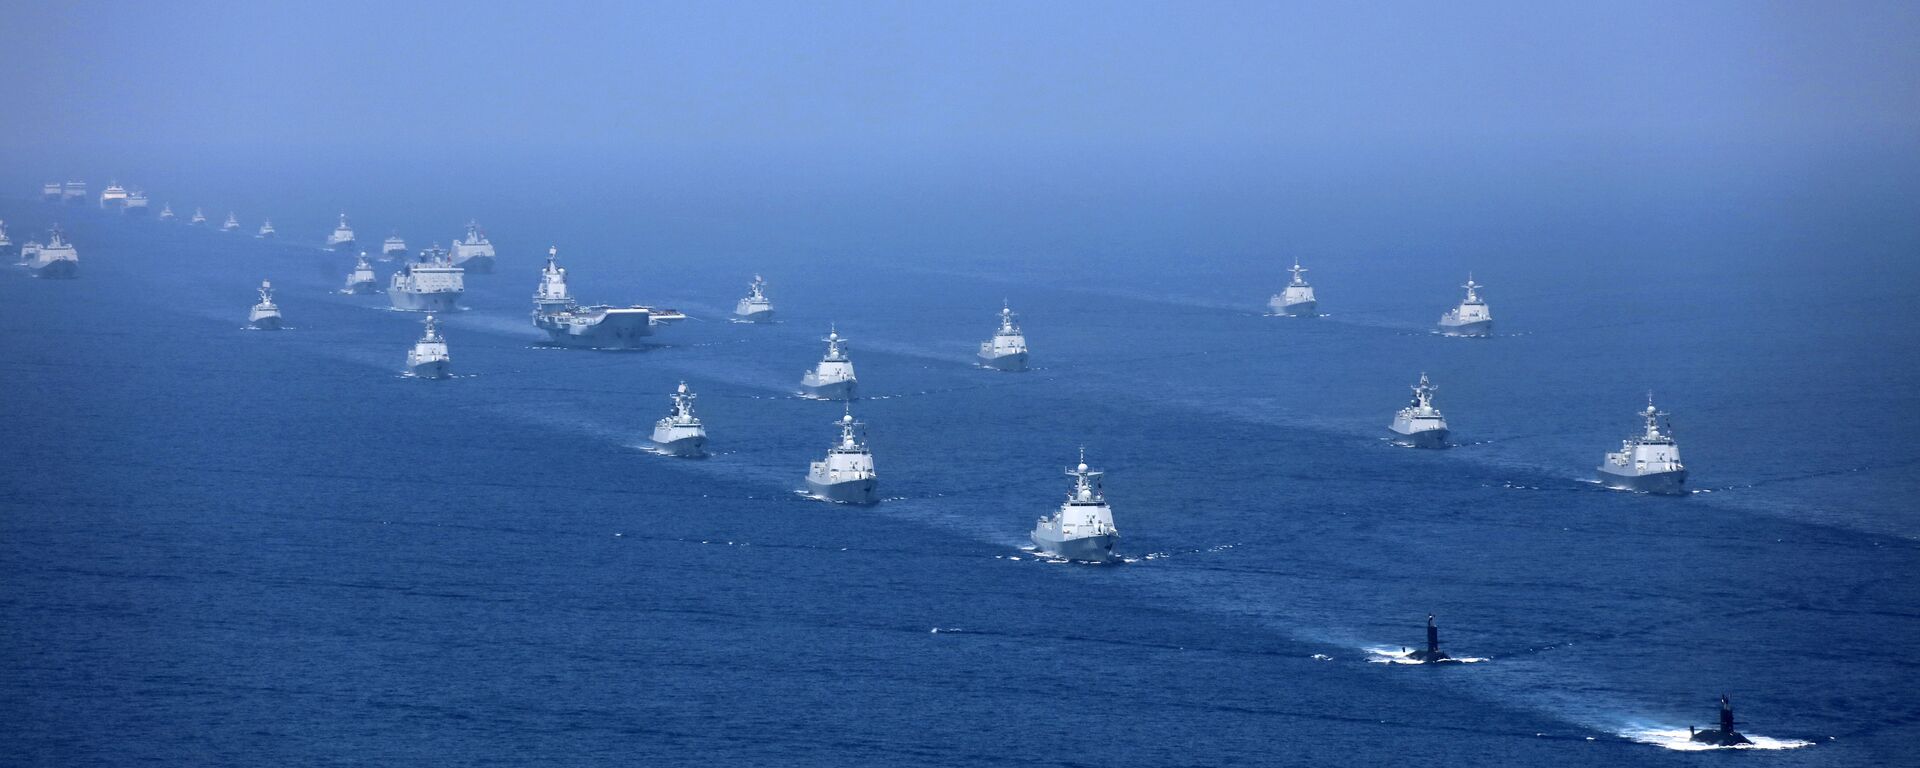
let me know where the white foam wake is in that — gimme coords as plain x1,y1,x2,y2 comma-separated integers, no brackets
1620,726,1813,751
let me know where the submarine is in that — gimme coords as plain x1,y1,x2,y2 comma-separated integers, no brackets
1406,614,1456,664
1688,694,1753,747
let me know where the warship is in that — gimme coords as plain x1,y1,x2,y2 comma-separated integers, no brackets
1597,394,1687,495
801,326,858,400
0,220,9,253
650,382,708,458
388,244,465,312
41,182,62,202
124,190,150,216
976,302,1029,371
62,181,87,204
220,212,241,232
326,213,357,252
255,218,277,239
1268,259,1318,316
1388,372,1449,448
98,181,128,210
449,221,495,272
732,274,775,322
1689,695,1754,747
1438,276,1493,337
343,252,379,294
805,409,878,504
1404,614,1457,664
1030,449,1120,562
528,247,686,348
25,226,78,278
380,232,407,261
158,203,176,221
189,208,207,226
15,238,36,267
248,280,283,330
406,314,452,379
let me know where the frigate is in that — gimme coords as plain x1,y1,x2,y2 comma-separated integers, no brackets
62,181,87,204
1404,614,1457,664
801,326,858,400
248,280,283,330
380,232,407,261
98,181,128,210
449,221,495,273
388,244,465,312
124,190,150,216
158,203,176,221
732,274,775,322
1438,276,1493,337
24,226,78,278
650,382,708,457
1597,394,1687,495
528,246,686,348
1268,259,1318,316
221,212,241,232
343,252,379,294
805,409,878,504
255,218,277,239
1388,372,1449,448
1030,449,1120,562
41,182,63,202
1689,695,1754,747
326,213,357,252
0,220,10,253
406,314,452,379
189,208,207,226
976,302,1029,371
15,239,37,267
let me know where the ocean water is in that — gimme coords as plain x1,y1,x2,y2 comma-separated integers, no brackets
1,181,1917,766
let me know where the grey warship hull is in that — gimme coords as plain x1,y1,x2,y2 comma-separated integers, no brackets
1437,319,1492,337
806,477,878,505
250,316,282,331
330,239,358,254
1390,427,1449,449
1596,467,1688,495
977,351,1029,371
1031,531,1118,562
454,255,495,274
802,380,857,401
534,311,655,349
1274,299,1318,317
652,435,707,458
410,360,450,379
389,291,461,312
733,308,774,323
344,281,378,295
30,262,78,279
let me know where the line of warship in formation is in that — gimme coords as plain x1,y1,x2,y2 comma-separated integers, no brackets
529,246,686,348
7,179,1768,743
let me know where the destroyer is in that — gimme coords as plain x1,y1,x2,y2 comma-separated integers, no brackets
406,314,452,379
255,218,277,239
1689,695,1753,747
125,190,150,216
380,232,407,261
650,382,708,457
343,252,379,294
805,409,878,504
98,181,128,210
189,208,208,226
800,327,858,400
0,220,9,255
221,212,241,232
248,280,283,330
1030,449,1120,562
24,226,78,278
976,302,1029,371
1389,373,1449,448
1268,259,1318,316
388,244,464,312
528,246,686,348
326,213,356,252
450,221,495,272
158,203,176,221
62,181,87,204
732,274,774,322
1438,276,1493,337
1597,394,1687,495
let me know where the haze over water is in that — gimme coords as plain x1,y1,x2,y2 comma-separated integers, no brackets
3,3,1918,765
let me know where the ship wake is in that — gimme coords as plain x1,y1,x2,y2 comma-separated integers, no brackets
1618,726,1813,751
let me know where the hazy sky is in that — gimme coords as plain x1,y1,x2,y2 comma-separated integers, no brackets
5,2,1916,159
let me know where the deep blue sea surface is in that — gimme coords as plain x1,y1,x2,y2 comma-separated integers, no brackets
2,179,1917,766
